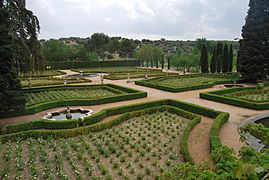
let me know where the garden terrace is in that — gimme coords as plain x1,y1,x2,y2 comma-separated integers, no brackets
20,78,91,88
135,73,241,92
1,84,147,118
200,86,269,110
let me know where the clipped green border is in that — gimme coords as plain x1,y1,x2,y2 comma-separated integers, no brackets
0,84,147,118
135,73,241,92
200,86,269,110
1,99,229,164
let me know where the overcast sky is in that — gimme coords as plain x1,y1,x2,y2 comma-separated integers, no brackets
26,0,249,40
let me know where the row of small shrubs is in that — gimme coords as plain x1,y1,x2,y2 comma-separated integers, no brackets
200,86,269,110
1,99,229,164
135,73,242,93
1,84,147,118
48,60,141,70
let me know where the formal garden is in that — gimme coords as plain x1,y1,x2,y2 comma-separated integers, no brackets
1,0,269,180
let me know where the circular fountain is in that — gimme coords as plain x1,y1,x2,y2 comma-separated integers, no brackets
239,113,269,151
43,107,93,121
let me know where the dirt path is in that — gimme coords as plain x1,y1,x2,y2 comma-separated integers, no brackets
188,116,213,164
1,69,268,164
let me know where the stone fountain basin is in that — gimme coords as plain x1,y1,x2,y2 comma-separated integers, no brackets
43,108,93,121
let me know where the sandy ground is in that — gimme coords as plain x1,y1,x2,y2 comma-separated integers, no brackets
1,69,268,164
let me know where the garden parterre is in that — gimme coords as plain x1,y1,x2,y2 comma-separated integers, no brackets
25,87,123,106
224,88,269,102
0,111,189,180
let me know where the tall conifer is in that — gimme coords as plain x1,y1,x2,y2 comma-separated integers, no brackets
238,0,269,80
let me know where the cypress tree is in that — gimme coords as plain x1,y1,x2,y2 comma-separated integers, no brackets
167,57,171,70
200,44,209,73
222,44,229,73
161,54,164,69
228,44,233,72
216,43,223,73
0,3,25,113
238,0,269,80
210,46,217,73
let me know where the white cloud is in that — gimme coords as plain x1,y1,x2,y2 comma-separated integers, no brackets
26,0,249,40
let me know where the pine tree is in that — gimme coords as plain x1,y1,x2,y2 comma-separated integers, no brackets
200,44,209,73
238,0,269,80
216,43,223,73
210,46,217,73
228,44,233,72
0,3,25,113
222,44,229,73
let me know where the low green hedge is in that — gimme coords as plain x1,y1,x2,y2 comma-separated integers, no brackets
1,99,229,164
0,84,147,118
104,72,177,80
135,73,242,93
210,113,230,151
200,86,269,110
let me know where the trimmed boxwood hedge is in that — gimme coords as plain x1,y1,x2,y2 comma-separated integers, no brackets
1,99,229,164
135,73,242,93
0,84,147,118
200,86,269,110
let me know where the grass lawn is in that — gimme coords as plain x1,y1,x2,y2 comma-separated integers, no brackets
0,111,189,179
104,72,176,80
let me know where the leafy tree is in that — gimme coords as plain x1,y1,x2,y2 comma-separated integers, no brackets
210,47,217,73
200,44,209,73
0,0,43,113
136,45,163,68
119,38,136,59
222,44,229,73
238,0,269,80
42,39,68,61
87,33,110,59
228,44,234,72
195,38,213,54
107,38,120,60
216,43,223,73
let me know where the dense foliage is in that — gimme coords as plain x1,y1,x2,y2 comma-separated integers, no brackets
42,39,98,62
136,45,163,68
238,0,269,80
161,146,269,180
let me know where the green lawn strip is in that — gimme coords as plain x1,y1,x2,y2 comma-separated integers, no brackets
0,84,147,118
200,86,269,110
136,73,241,92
